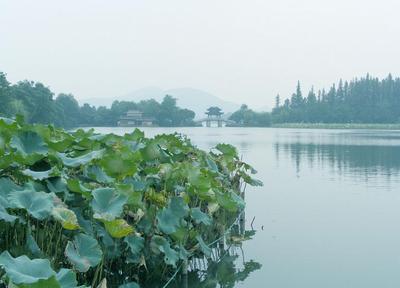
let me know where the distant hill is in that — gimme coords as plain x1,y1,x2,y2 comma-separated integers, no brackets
81,87,241,119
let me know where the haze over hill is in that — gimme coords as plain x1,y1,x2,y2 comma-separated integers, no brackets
82,87,246,119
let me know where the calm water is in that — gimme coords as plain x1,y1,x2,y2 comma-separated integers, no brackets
94,127,400,288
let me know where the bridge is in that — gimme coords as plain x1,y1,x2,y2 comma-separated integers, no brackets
196,117,234,127
196,106,234,127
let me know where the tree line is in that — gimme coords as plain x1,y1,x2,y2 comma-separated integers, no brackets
0,72,196,127
272,74,400,124
2,71,400,127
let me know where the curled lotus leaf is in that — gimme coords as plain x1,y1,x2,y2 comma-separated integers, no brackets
0,251,57,286
65,233,102,273
8,188,54,220
57,149,104,168
52,207,80,230
22,168,58,181
91,188,127,219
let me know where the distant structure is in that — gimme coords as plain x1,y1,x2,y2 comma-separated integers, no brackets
197,106,232,127
118,110,155,127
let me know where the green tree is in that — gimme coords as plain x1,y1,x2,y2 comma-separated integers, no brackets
56,93,81,127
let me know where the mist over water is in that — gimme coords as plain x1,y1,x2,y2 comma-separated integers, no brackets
94,127,400,287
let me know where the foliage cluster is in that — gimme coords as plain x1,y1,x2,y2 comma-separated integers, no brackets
0,72,195,128
0,117,261,287
229,105,271,127
273,74,400,124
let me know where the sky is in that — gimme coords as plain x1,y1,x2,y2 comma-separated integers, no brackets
1,0,400,108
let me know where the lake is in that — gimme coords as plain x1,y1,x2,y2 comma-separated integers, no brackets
94,127,400,288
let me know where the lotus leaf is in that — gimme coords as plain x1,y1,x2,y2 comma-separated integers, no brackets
191,207,212,225
52,207,80,230
8,189,54,220
22,168,57,180
0,251,57,286
124,235,144,256
151,236,179,267
57,149,104,168
157,197,189,234
195,235,212,257
56,269,78,288
102,219,134,238
10,131,48,156
91,188,127,219
67,179,91,198
0,204,18,223
99,153,137,179
65,233,102,272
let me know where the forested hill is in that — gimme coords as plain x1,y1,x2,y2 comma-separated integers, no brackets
0,72,196,127
272,74,400,124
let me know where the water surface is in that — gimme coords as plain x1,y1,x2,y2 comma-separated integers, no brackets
94,127,400,288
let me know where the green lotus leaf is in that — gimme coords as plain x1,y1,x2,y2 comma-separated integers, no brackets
157,197,189,234
215,143,238,158
57,149,104,168
191,207,212,226
124,235,144,255
0,251,57,286
47,137,74,152
99,153,137,179
8,276,61,288
195,235,212,257
0,204,18,223
151,235,179,267
230,191,245,209
65,233,102,272
119,282,140,288
56,269,78,288
215,191,240,213
67,179,91,198
25,233,41,257
91,188,127,219
52,207,80,230
206,157,219,172
102,218,134,238
84,165,113,183
116,184,143,206
0,177,22,207
10,131,48,156
46,177,68,194
8,188,54,220
22,168,57,180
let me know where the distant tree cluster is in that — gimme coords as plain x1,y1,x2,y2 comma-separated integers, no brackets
229,104,271,126
272,74,400,123
0,72,195,127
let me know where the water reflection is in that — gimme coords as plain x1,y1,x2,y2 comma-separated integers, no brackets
275,142,400,178
168,240,261,288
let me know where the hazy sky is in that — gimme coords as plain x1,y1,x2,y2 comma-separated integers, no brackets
1,0,400,108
